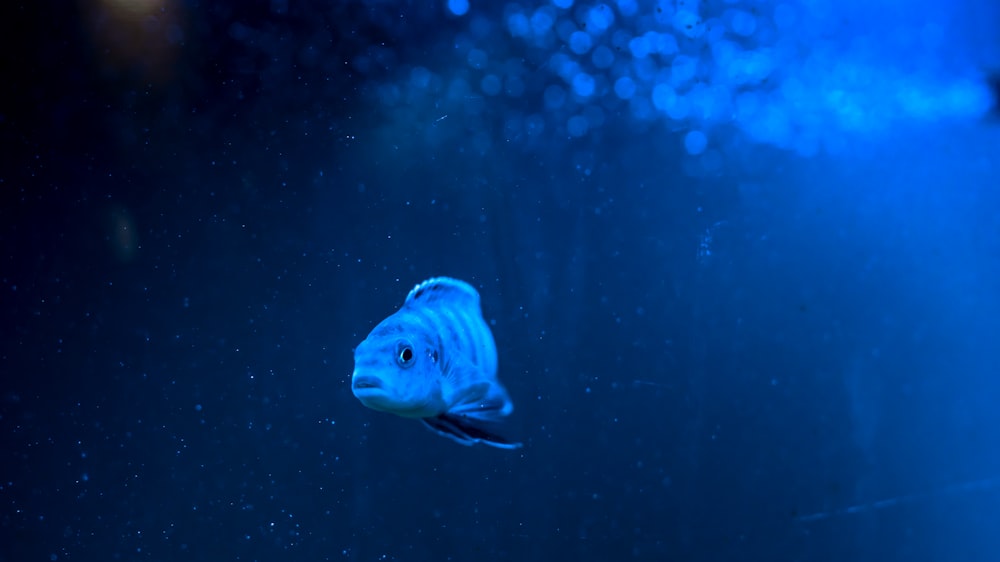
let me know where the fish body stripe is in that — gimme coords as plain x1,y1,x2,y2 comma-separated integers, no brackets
352,276,519,449
402,305,496,375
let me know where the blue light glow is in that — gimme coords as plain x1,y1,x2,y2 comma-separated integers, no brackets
531,7,556,35
628,35,652,59
727,10,756,37
569,31,593,55
616,0,638,17
447,0,469,17
671,55,697,86
417,0,995,156
684,129,708,155
586,4,615,33
614,76,636,100
651,83,676,111
572,72,596,97
507,13,530,37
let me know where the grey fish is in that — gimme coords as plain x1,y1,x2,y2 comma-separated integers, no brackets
351,277,521,449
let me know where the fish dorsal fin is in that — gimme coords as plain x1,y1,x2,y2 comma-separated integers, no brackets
404,277,480,309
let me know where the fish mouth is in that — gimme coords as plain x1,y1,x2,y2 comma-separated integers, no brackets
352,375,382,391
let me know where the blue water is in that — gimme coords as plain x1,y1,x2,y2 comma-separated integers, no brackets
2,0,999,560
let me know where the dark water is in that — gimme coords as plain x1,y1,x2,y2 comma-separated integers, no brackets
3,1,1000,561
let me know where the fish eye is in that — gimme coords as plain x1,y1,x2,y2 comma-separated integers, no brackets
396,340,415,368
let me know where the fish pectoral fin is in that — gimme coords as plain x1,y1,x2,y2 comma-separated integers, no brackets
449,395,512,422
421,414,522,450
448,380,514,423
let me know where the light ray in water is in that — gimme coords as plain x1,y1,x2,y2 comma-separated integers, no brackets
797,476,1000,522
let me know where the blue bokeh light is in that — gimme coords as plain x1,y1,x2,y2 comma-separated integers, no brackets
684,129,708,155
572,72,596,97
447,0,469,17
586,4,615,34
616,0,638,17
614,76,637,100
726,9,756,37
671,55,698,86
507,13,530,37
399,0,996,157
569,31,593,54
629,35,652,59
531,7,556,35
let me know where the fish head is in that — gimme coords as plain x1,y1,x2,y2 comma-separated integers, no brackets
351,320,445,418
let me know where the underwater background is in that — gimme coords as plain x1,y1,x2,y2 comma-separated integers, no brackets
3,0,1000,560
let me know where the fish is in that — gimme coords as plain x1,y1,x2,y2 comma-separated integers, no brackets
351,277,521,449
